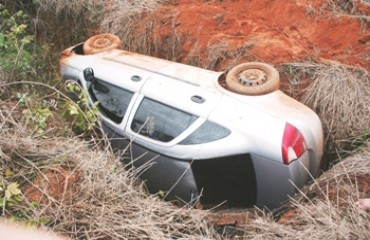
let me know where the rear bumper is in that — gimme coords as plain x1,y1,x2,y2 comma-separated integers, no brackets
251,151,312,209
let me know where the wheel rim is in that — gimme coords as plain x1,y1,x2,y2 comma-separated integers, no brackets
237,69,268,86
93,37,113,49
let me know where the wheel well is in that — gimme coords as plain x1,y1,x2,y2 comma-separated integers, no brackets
191,154,256,208
72,43,85,55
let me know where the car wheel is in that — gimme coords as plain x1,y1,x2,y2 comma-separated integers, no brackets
83,33,122,55
225,62,280,95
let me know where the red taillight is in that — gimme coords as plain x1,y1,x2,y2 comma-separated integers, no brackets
282,123,307,165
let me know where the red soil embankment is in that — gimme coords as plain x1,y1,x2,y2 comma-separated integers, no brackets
148,0,369,70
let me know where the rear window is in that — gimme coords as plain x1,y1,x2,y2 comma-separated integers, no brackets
131,98,197,142
179,121,230,145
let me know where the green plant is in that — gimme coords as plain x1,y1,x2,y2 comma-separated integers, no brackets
23,106,54,133
350,129,370,152
17,92,55,133
16,92,28,107
0,181,23,210
0,173,48,226
0,4,33,81
61,82,99,132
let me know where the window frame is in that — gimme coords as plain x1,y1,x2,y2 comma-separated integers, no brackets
87,77,137,130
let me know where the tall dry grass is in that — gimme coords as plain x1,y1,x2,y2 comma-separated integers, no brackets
0,97,219,239
202,39,256,70
35,0,173,53
324,0,370,22
282,62,370,159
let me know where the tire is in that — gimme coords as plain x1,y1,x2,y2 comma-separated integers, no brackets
225,62,280,96
83,33,122,55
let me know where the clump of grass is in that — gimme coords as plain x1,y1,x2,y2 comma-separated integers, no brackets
282,62,370,158
204,41,230,70
35,0,173,53
99,2,183,59
204,40,256,71
324,0,370,23
325,0,369,15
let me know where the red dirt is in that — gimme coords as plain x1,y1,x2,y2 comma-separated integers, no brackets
24,169,79,204
148,0,369,70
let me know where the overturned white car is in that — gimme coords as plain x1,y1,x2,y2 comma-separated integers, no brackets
60,34,323,209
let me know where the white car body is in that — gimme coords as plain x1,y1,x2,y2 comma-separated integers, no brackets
60,38,323,209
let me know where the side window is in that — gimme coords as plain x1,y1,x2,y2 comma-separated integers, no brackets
179,121,231,145
90,79,133,123
131,98,197,142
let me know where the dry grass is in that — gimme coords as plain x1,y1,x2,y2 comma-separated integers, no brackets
323,0,370,24
35,0,173,54
0,98,219,239
325,0,370,15
205,41,230,70
38,0,171,18
31,0,184,64
204,40,256,71
99,3,183,60
282,62,370,156
237,147,370,239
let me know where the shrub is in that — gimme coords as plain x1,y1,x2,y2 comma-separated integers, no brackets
0,4,33,81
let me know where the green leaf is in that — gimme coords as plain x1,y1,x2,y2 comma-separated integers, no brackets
0,33,5,48
5,168,13,177
68,105,79,115
5,182,21,200
14,195,23,202
39,217,49,225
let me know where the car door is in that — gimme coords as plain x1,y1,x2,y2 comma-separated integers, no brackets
123,96,200,203
88,77,137,151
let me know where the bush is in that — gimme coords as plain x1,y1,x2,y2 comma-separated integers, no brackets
0,4,33,81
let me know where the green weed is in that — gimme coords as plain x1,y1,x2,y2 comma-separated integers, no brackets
61,81,99,132
0,5,33,81
22,106,54,133
0,182,23,207
17,93,55,133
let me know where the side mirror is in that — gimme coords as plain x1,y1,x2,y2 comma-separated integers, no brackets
83,68,94,81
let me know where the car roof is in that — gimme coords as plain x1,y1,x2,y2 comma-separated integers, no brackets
90,49,225,117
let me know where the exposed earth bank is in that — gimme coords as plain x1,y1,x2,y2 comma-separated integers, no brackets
146,0,369,71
